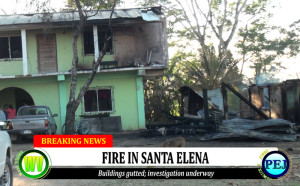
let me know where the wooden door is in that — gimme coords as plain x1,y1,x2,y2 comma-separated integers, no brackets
37,34,58,73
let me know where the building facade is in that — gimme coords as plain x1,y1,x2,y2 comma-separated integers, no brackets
0,7,168,133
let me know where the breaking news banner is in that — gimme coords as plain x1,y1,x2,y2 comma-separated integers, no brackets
15,135,292,180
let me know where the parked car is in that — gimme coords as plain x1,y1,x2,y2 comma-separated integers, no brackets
9,106,58,135
0,121,13,186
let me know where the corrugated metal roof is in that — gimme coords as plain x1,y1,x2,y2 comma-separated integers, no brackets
0,8,161,26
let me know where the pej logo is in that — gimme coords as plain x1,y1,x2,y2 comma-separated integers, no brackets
261,150,291,179
18,149,51,179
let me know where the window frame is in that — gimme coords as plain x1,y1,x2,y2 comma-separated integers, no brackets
0,35,22,61
83,86,115,114
83,27,114,56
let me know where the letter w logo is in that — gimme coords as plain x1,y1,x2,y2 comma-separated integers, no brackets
24,156,44,172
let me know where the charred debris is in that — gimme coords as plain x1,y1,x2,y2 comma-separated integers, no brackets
145,81,299,142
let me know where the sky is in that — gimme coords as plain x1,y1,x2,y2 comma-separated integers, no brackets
270,1,300,27
0,0,299,81
259,0,300,81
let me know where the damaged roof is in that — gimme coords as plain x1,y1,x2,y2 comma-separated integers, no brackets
0,7,162,29
179,86,221,110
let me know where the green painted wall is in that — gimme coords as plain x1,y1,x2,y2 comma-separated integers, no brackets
26,30,39,74
0,30,23,76
27,28,115,73
136,76,146,128
66,71,140,130
0,76,61,128
0,70,145,132
0,27,147,132
57,75,67,134
26,28,78,74
0,61,23,76
56,28,74,72
0,28,115,76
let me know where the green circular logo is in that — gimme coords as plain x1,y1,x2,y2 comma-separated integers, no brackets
18,149,51,179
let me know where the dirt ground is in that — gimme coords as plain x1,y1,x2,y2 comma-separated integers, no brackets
10,134,300,186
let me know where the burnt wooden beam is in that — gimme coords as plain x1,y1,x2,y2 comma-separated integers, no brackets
281,83,288,120
221,84,229,120
294,83,300,124
222,83,269,120
203,89,210,125
268,85,271,118
180,94,184,117
248,87,252,103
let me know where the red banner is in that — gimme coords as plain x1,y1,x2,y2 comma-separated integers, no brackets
33,135,113,148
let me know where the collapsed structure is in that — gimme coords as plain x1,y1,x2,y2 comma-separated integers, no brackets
163,83,298,141
241,79,300,125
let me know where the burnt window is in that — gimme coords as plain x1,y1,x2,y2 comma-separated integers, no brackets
0,36,22,60
84,87,113,113
0,38,9,58
83,30,113,55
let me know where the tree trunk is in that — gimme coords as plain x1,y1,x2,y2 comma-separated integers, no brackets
63,0,117,134
65,101,77,134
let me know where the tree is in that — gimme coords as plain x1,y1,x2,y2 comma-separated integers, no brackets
140,0,251,119
141,0,300,85
170,0,250,89
66,0,122,10
144,56,187,120
26,0,118,133
64,0,117,134
137,0,182,36
139,0,269,88
139,0,285,119
176,46,242,89
236,3,300,83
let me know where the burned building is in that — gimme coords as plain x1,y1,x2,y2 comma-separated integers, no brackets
179,86,223,117
0,7,168,133
241,79,300,124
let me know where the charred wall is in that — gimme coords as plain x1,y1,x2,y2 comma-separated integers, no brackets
113,22,165,67
241,80,300,124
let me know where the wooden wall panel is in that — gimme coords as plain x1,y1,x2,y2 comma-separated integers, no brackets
37,34,58,73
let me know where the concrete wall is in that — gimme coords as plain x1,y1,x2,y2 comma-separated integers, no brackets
0,71,145,133
25,28,113,74
0,23,158,133
0,30,23,76
0,76,60,124
69,71,140,131
0,22,165,76
0,61,23,76
114,23,164,67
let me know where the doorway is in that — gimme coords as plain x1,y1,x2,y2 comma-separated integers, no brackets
0,87,34,111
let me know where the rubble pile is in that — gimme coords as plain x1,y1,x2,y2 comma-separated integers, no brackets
200,118,297,142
